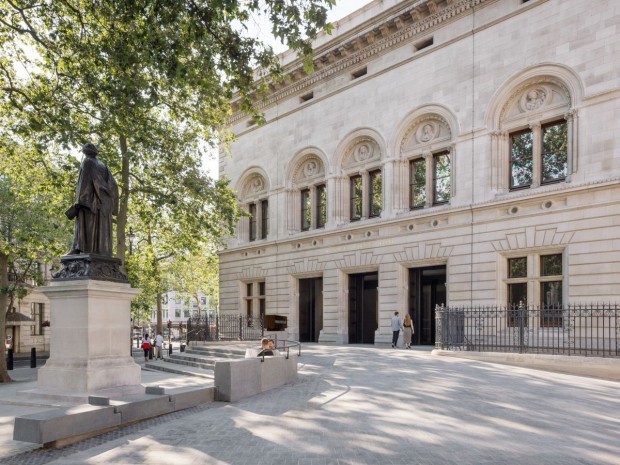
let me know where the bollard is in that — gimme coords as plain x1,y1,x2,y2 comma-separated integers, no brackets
30,347,37,368
7,348,13,371
168,344,172,356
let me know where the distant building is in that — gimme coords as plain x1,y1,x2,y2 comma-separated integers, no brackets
218,0,620,345
7,263,52,354
148,291,215,329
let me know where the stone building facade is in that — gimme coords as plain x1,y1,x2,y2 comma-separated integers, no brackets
218,0,620,345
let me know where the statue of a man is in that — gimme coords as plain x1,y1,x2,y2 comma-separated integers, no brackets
65,143,119,256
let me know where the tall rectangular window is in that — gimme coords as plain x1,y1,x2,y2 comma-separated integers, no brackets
507,257,528,319
510,129,534,190
433,152,451,204
409,158,426,209
244,281,265,325
540,253,563,327
260,199,269,239
350,175,362,221
258,282,266,320
248,203,257,242
301,188,311,231
368,169,382,217
316,184,327,228
245,283,253,318
541,121,567,184
31,303,44,336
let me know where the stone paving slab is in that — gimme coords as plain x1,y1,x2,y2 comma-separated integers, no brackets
1,344,619,465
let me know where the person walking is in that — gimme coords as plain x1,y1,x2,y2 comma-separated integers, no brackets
391,311,402,348
402,313,414,349
154,332,164,359
142,334,151,363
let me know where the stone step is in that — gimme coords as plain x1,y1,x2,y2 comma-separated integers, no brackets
144,360,215,379
185,346,250,359
167,354,216,370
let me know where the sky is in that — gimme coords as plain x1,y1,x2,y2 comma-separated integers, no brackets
206,0,375,177
262,0,375,54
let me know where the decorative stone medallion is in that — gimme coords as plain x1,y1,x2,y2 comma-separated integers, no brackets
520,86,550,112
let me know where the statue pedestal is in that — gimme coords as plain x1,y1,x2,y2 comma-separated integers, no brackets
36,279,141,393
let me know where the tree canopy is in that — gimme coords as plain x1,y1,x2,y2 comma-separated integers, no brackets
0,0,335,379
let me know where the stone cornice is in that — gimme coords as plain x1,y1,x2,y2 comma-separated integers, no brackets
229,0,487,124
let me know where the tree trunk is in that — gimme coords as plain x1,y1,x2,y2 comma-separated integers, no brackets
0,252,13,383
116,134,130,263
156,289,163,336
194,294,201,320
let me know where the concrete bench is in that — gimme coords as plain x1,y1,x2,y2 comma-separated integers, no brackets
109,393,174,424
14,386,217,446
13,404,120,446
215,352,298,402
145,385,215,410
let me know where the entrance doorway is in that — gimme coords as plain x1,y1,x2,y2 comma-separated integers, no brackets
299,277,323,342
408,265,446,345
348,272,378,344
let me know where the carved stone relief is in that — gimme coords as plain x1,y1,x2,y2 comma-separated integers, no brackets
342,138,381,170
242,173,267,198
292,155,325,184
520,87,550,112
400,115,451,154
250,175,264,192
500,79,570,123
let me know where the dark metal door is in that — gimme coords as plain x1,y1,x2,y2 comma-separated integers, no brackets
299,277,323,342
348,272,378,344
408,266,446,345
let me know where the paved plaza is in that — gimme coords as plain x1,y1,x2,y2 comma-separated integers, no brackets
1,345,619,465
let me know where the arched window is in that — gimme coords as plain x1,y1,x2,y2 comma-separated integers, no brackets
238,171,269,242
399,114,455,209
338,137,384,222
487,66,581,194
288,152,327,233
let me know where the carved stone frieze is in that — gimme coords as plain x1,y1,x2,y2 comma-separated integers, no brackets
52,254,129,283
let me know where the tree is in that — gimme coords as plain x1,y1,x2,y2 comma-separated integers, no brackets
167,243,220,321
0,0,334,336
0,140,73,382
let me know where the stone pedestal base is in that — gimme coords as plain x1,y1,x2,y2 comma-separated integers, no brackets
37,279,141,393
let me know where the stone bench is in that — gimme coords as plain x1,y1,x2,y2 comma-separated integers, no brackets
13,386,217,446
13,404,120,446
215,352,298,402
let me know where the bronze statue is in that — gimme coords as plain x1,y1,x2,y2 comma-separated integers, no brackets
65,143,119,256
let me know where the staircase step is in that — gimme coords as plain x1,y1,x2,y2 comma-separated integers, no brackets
167,355,216,370
144,360,215,379
145,344,255,378
185,346,250,359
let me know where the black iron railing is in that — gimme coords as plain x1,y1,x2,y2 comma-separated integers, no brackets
435,303,620,357
186,314,264,343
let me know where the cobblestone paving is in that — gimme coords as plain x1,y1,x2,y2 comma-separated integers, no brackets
2,345,620,465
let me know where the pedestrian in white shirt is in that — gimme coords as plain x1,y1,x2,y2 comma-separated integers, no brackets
155,332,164,359
391,311,403,348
